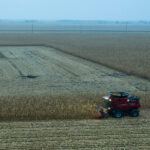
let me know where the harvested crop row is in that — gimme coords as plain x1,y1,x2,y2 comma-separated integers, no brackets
0,109,150,149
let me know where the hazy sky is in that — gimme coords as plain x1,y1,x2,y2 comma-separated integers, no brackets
0,0,150,20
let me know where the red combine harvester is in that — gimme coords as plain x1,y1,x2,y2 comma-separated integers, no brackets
98,92,141,118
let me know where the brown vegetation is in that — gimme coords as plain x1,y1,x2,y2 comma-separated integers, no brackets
0,94,99,120
0,93,149,120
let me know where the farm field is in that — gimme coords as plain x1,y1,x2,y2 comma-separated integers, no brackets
0,46,149,96
0,45,149,120
0,32,150,80
0,24,150,149
0,109,150,149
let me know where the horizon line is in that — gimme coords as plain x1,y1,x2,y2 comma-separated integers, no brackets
0,19,150,22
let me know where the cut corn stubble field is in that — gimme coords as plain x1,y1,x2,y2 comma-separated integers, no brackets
0,110,150,149
0,46,149,95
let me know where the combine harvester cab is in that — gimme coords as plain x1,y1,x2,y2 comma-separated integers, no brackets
100,92,141,118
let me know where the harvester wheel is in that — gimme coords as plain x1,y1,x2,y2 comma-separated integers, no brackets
113,110,124,118
129,109,139,117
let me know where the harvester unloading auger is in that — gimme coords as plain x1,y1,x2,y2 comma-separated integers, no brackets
97,92,141,118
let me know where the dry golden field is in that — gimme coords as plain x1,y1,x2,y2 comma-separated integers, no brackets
0,93,149,120
0,110,150,149
0,29,150,149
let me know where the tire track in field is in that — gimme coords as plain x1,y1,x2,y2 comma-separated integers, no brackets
0,52,6,59
25,49,74,78
22,47,80,91
22,50,49,76
51,59,79,77
7,59,24,76
30,48,80,78
3,49,24,77
0,48,25,77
